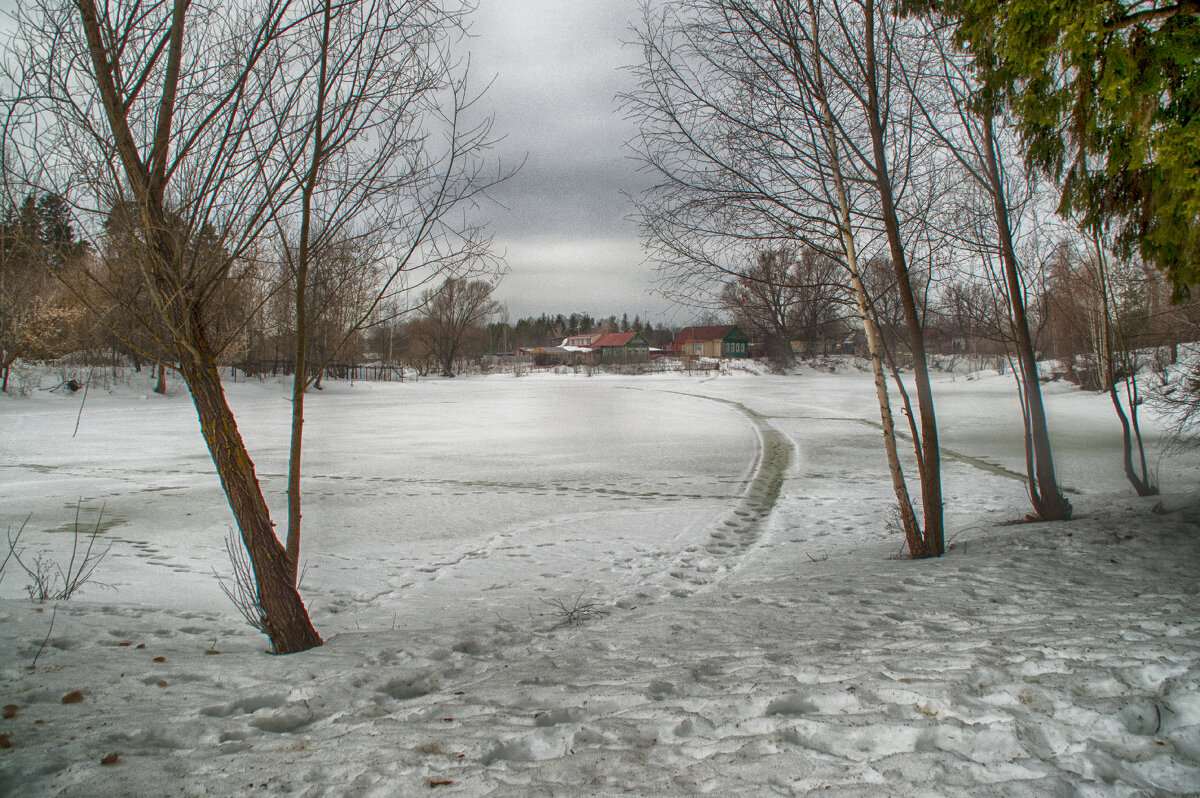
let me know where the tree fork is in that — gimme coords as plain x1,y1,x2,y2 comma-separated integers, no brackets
981,111,1071,521
864,0,944,556
801,0,926,557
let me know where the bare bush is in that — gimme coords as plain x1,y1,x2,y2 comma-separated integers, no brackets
1149,347,1200,451
540,593,610,627
214,528,266,634
0,515,30,585
6,503,113,601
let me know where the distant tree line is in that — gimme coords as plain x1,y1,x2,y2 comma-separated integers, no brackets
0,191,513,385
484,311,677,352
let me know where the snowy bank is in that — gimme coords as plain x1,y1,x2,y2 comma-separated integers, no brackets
2,368,1199,795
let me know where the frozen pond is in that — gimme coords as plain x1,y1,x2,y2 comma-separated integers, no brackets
5,365,1191,630
4,372,768,625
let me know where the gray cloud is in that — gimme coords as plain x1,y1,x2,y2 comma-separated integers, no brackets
470,0,674,321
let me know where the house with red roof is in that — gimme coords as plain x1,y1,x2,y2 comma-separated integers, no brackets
582,331,651,364
669,325,750,358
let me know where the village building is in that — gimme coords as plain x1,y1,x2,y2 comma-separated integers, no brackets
669,325,751,358
581,332,651,364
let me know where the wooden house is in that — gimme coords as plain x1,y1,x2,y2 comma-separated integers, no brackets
583,332,651,364
669,325,750,358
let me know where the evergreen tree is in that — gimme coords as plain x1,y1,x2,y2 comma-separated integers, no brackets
929,0,1200,288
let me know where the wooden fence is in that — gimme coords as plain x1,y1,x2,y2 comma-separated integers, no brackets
235,361,406,382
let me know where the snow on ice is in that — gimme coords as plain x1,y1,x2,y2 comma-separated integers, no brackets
1,362,1199,796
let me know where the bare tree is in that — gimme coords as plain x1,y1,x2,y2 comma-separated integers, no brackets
1089,238,1159,497
627,0,947,557
799,0,937,558
903,15,1072,521
1046,234,1160,495
720,246,848,366
5,0,503,646
261,0,502,581
5,0,322,652
846,0,947,554
937,275,1009,365
409,277,500,377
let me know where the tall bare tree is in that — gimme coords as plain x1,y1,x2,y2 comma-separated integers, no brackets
6,0,328,652
627,0,946,557
904,16,1073,521
1045,234,1160,496
261,0,502,582
4,0,501,652
409,277,500,377
849,0,946,554
798,0,936,557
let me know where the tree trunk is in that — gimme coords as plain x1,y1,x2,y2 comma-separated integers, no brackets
1110,383,1158,496
1090,231,1158,498
803,0,924,555
286,322,306,583
177,320,322,654
154,363,168,394
864,0,943,556
980,112,1070,520
286,0,333,584
74,0,320,651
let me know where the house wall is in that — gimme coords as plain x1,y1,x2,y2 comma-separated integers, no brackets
721,340,748,357
595,345,650,364
676,335,747,358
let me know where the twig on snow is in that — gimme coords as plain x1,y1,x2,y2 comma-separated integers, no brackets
1,514,32,586
30,604,59,670
540,592,610,627
214,528,266,633
72,366,94,438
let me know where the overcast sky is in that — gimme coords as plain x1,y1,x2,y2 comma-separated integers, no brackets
470,0,679,325
0,0,679,324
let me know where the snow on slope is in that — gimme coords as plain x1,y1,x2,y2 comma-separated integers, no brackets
1,365,1198,796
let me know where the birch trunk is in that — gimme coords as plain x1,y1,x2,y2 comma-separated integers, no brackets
803,0,923,554
863,0,943,556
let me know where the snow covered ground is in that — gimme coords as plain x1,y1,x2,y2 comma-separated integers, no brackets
1,362,1199,796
